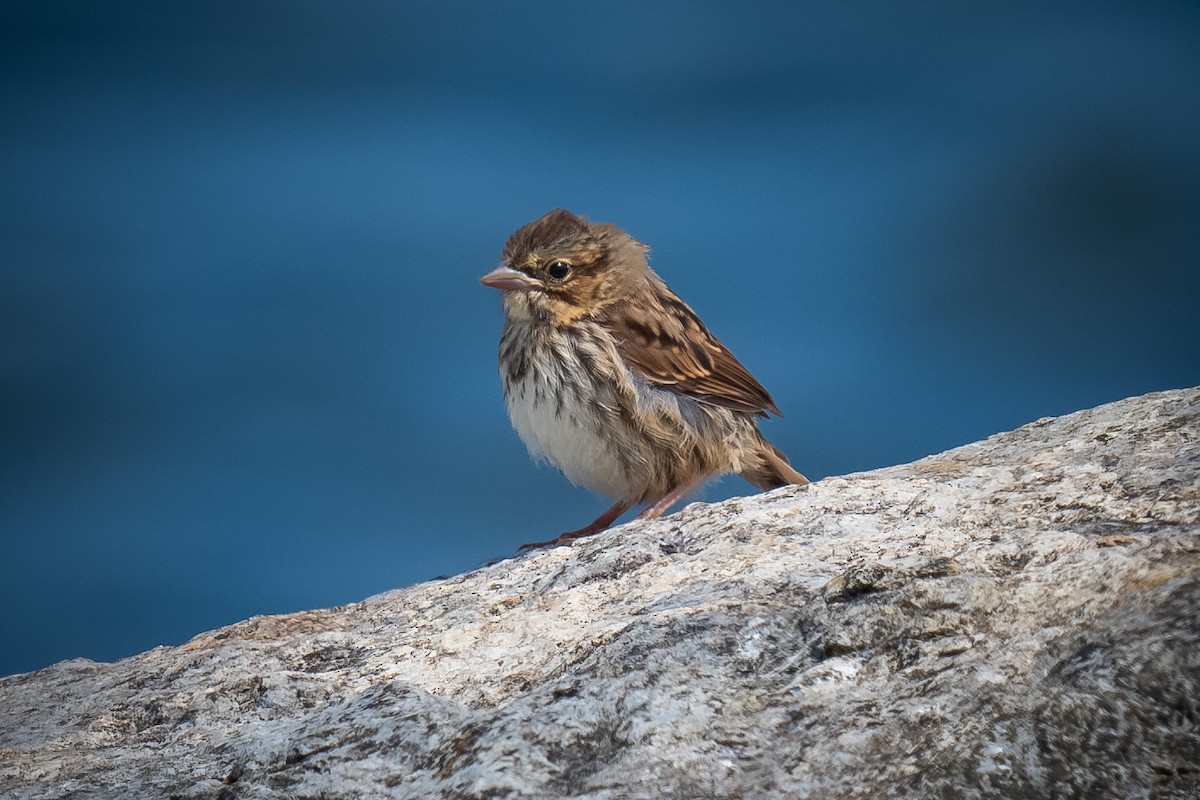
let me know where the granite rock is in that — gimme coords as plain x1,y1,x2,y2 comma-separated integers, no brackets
2,388,1198,799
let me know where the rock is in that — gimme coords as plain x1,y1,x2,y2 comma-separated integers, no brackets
2,388,1198,799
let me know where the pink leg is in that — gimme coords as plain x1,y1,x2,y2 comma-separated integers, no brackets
518,500,631,551
636,477,706,521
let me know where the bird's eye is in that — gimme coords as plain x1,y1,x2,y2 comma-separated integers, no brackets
546,260,571,280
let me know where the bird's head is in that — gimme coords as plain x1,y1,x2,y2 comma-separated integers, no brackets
481,209,649,324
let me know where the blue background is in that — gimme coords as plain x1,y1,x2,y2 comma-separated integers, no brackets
2,2,1197,677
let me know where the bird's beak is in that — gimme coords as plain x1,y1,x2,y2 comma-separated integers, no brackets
480,264,540,293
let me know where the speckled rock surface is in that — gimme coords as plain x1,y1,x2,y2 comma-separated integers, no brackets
2,388,1198,799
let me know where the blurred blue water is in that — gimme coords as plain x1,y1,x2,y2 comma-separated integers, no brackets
2,1,1197,676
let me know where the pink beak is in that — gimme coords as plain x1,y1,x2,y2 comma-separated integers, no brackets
480,265,540,293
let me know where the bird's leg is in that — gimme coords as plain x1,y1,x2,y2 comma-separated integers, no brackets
518,500,631,551
636,477,706,521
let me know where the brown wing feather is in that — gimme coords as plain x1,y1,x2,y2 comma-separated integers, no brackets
600,276,781,417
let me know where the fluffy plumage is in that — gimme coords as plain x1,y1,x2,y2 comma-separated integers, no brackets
482,209,806,547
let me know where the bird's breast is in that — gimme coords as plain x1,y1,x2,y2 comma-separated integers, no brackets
498,320,645,502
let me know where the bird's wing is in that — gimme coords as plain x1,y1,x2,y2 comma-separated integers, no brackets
599,277,781,417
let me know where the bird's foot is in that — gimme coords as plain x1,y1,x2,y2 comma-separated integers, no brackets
517,500,631,551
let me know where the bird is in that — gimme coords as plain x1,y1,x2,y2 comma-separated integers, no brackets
481,209,807,548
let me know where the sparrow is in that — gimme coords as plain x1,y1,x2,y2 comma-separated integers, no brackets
481,209,807,548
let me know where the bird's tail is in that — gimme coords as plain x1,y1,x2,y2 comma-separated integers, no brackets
741,439,809,490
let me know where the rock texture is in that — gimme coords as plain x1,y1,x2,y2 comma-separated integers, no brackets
2,388,1199,800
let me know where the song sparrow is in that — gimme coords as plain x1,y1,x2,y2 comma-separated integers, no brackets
481,209,807,548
